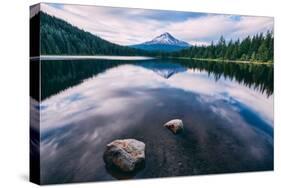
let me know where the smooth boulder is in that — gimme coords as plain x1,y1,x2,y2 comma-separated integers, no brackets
103,139,145,172
164,119,184,134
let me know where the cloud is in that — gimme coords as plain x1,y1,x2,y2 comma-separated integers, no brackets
167,70,273,125
189,41,211,46
40,3,273,45
167,14,273,44
41,3,165,45
233,16,274,37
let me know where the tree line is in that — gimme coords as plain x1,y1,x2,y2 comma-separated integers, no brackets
171,31,273,63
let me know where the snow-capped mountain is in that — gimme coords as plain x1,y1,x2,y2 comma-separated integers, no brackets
131,32,191,52
144,32,189,46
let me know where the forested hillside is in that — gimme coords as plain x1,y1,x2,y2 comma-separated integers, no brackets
39,12,149,56
172,32,274,62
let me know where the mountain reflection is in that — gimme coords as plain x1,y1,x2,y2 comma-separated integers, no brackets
41,59,273,100
138,61,187,79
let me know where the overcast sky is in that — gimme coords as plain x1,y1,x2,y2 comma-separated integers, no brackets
40,3,274,46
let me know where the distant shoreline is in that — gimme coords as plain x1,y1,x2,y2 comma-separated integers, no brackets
31,55,273,65
174,57,274,65
31,55,155,61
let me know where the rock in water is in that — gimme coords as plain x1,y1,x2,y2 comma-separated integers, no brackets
164,119,184,134
103,139,145,172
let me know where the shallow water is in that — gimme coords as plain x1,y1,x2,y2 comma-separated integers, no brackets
36,59,273,184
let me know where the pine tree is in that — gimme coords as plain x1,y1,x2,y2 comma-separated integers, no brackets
257,41,269,61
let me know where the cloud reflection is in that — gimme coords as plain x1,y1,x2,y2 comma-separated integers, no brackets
39,62,273,184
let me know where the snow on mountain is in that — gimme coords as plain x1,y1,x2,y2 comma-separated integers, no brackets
130,32,191,52
144,32,189,46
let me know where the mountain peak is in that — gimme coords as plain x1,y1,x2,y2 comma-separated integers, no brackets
131,32,191,52
144,32,189,47
152,32,176,43
160,32,173,37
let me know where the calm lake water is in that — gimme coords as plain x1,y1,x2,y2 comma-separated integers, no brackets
37,58,273,184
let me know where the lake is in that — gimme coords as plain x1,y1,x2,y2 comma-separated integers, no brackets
35,58,273,184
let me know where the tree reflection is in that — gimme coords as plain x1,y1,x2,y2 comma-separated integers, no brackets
41,59,273,100
176,59,273,97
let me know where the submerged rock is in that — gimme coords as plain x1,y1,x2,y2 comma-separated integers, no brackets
164,119,184,134
103,139,145,172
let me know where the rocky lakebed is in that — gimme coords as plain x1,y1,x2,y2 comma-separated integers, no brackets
103,119,184,173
